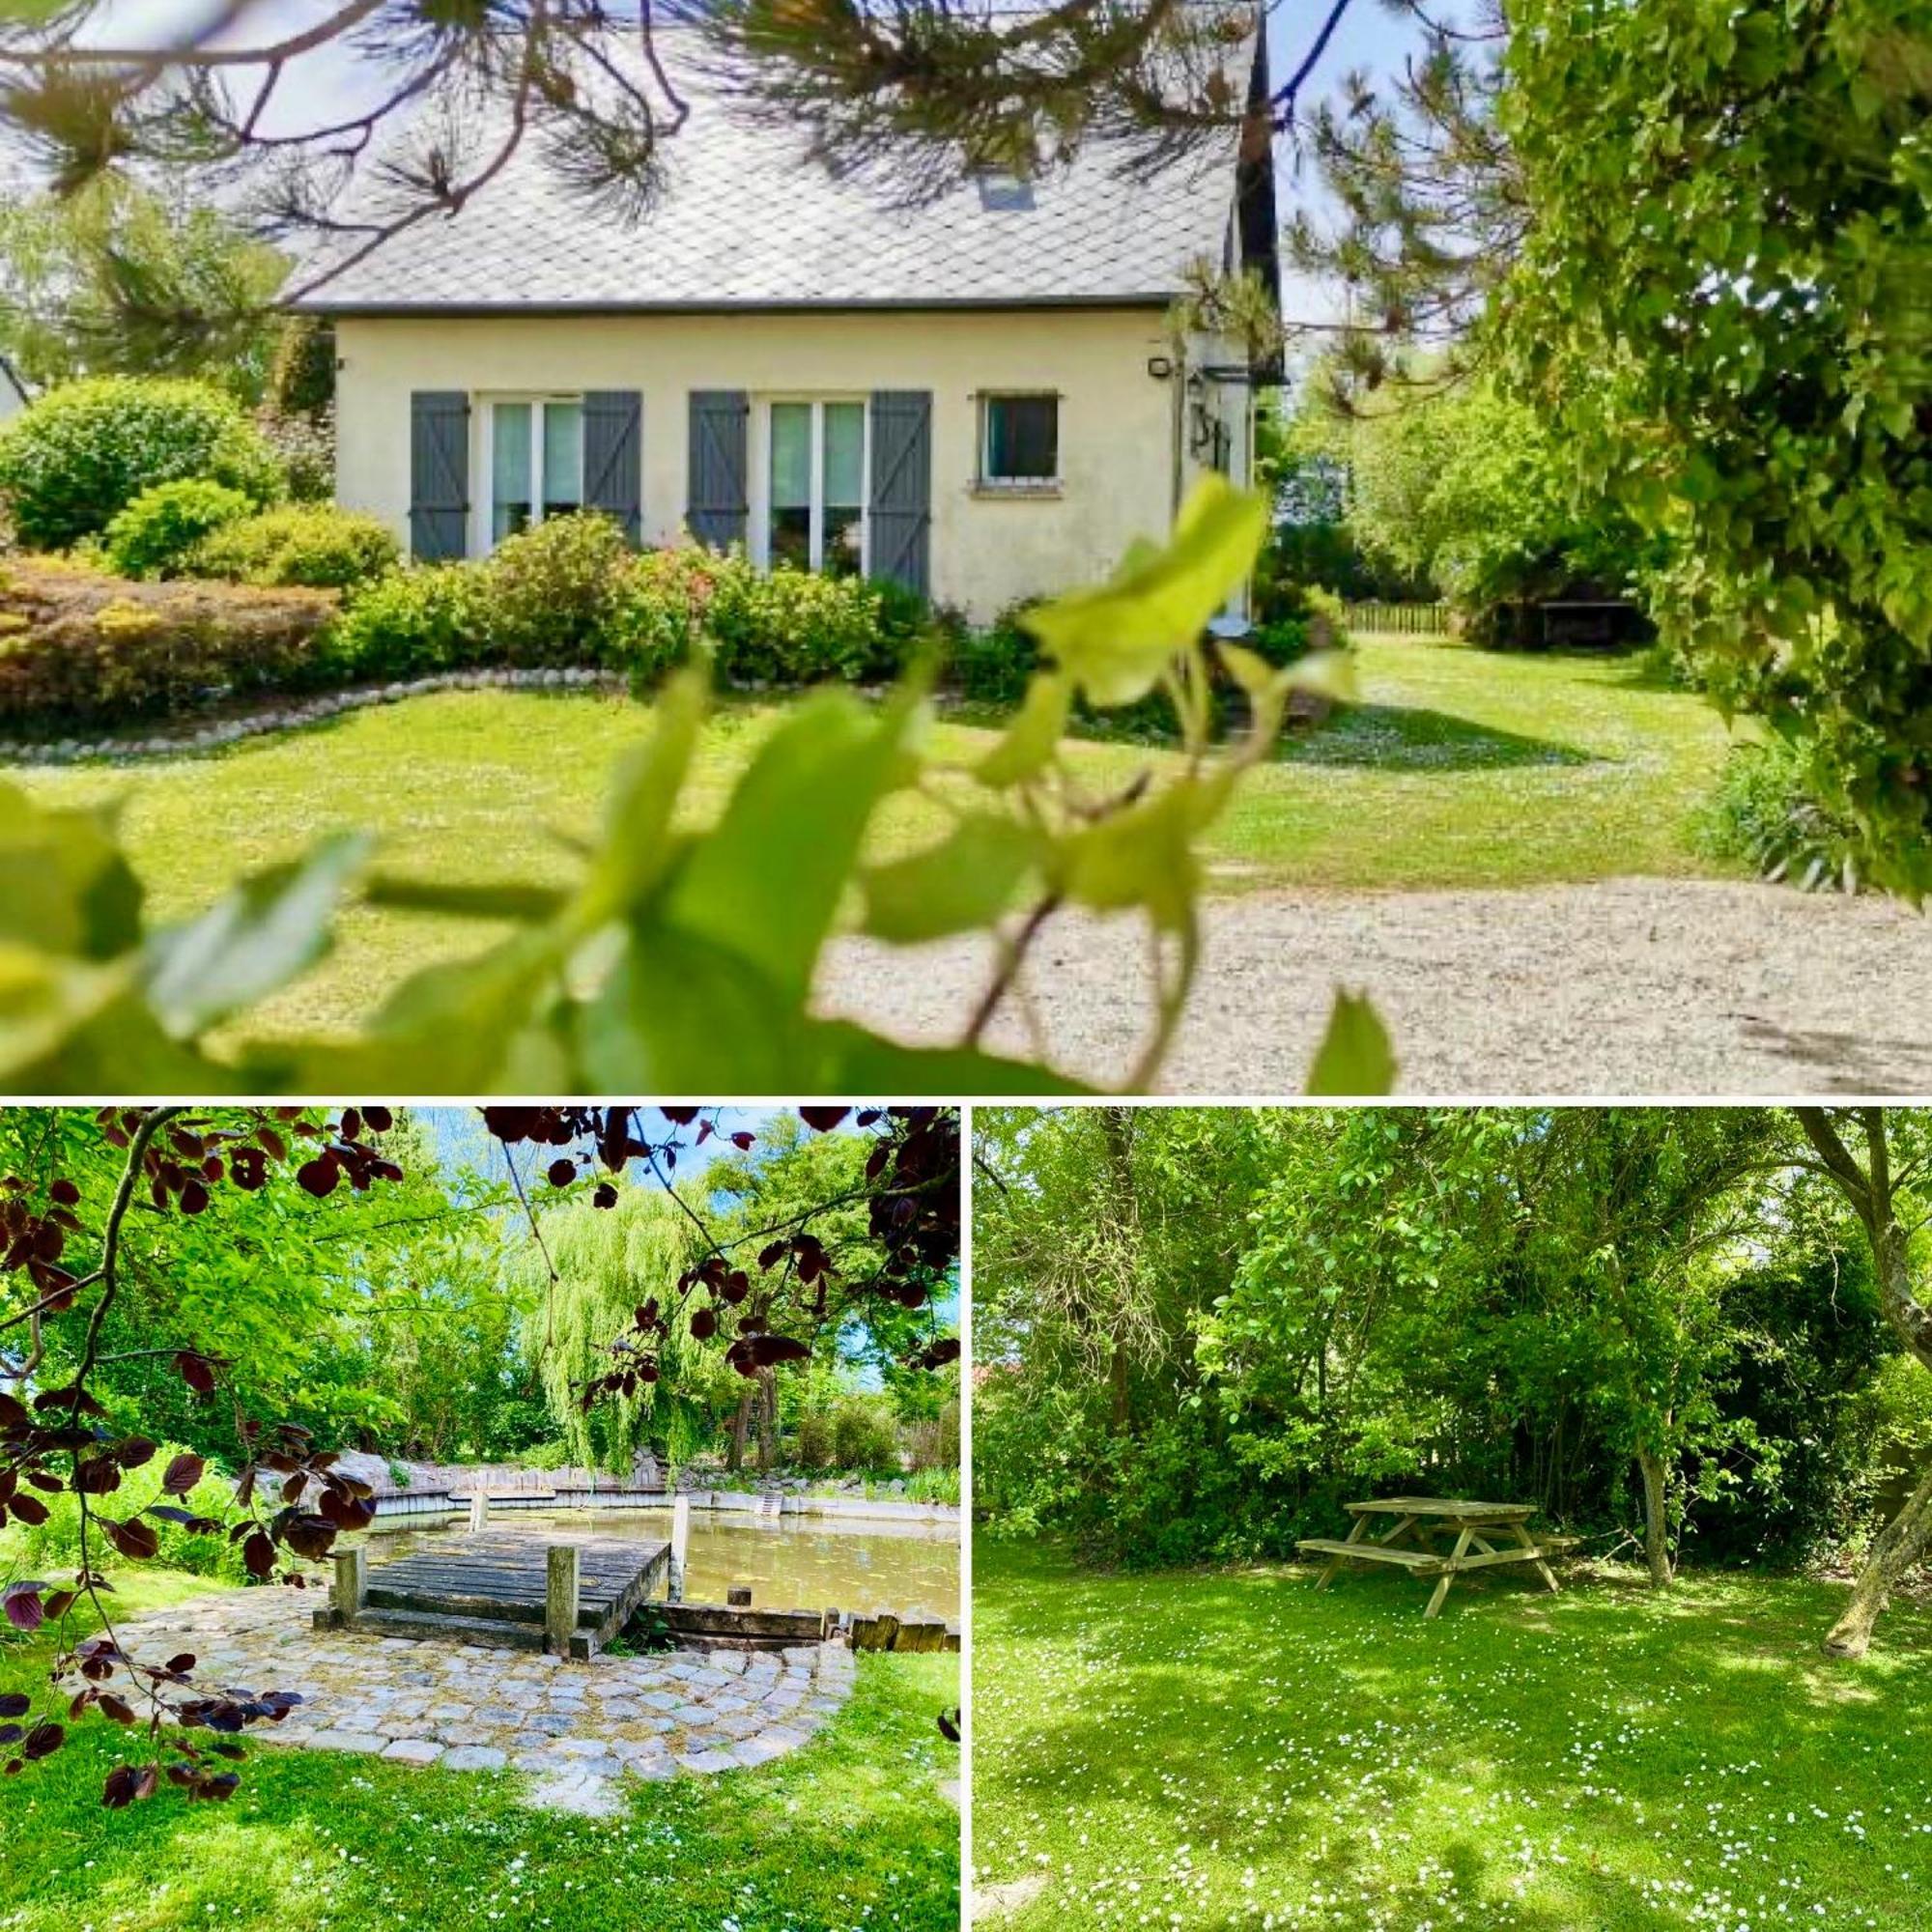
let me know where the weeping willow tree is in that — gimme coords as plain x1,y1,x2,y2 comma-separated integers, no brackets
517,1185,715,1476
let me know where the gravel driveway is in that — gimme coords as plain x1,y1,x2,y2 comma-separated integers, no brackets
819,878,1932,1095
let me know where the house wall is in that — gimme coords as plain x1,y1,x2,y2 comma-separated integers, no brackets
334,306,1226,622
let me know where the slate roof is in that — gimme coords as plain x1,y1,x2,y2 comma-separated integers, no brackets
300,36,1250,314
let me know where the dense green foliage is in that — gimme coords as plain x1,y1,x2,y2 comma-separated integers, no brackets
976,1538,1932,1932
0,1106,960,1494
975,1106,1925,1572
1292,374,1655,637
100,478,256,580
188,502,400,592
0,376,283,551
1497,0,1932,891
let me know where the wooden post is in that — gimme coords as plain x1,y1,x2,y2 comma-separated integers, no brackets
332,1547,367,1621
545,1544,580,1656
468,1492,489,1534
668,1493,690,1603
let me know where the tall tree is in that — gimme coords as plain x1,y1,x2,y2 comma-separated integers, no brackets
1789,1107,1932,1657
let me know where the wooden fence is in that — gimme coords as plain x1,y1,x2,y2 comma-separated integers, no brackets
1345,600,1451,637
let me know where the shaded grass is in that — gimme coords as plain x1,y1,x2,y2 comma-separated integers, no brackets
0,1568,958,1932
4,638,1747,1038
972,1538,1932,1931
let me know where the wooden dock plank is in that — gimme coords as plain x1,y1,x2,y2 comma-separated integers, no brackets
347,1533,670,1657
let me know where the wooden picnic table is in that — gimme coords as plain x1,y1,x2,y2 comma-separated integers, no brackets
1296,1496,1576,1619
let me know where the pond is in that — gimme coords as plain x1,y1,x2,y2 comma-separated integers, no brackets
349,1508,959,1624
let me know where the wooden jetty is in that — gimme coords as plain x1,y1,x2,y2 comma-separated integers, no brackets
316,1532,670,1660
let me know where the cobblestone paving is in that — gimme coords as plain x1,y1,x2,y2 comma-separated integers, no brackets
108,1589,856,1817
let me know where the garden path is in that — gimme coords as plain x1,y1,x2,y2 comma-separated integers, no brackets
823,876,1932,1094
105,1586,855,1818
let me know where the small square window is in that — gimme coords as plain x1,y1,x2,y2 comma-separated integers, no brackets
980,394,1059,486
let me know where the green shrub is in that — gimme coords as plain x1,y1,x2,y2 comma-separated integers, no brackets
830,1398,901,1474
605,543,721,687
0,1441,249,1582
705,556,898,685
0,558,335,728
792,1407,837,1471
519,1438,575,1472
952,600,1041,704
900,1466,960,1506
1692,738,1865,893
479,510,634,667
0,375,283,551
101,477,255,580
323,564,486,683
190,502,399,591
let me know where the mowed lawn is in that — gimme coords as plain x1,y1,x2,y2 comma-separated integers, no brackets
0,1570,959,1932
7,637,1745,1037
973,1540,1932,1932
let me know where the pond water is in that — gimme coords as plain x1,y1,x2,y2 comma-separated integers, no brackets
350,1509,959,1623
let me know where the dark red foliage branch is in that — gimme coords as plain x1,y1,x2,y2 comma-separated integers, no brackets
0,1105,403,1807
482,1108,960,1406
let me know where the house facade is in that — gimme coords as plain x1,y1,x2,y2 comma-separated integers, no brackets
307,27,1278,623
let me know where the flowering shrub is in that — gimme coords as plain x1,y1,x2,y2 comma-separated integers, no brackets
476,510,635,666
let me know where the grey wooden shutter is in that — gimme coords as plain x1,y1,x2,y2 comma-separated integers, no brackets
868,390,932,596
687,390,749,549
410,390,469,561
583,390,643,543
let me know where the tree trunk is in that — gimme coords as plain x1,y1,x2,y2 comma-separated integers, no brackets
755,1367,778,1472
1636,1445,1673,1588
1828,1461,1932,1658
1794,1111,1932,1652
1101,1107,1136,1436
726,1391,751,1473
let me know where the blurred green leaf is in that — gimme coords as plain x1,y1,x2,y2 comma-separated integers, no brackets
1025,475,1268,706
1306,989,1397,1095
862,815,1041,943
143,832,368,1038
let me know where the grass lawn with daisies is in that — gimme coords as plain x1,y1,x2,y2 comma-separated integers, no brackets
972,1539,1932,1932
4,635,1744,1042
0,1570,959,1932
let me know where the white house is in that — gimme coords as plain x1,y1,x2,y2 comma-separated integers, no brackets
304,23,1279,621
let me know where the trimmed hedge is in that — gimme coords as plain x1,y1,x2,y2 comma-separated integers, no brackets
189,502,400,591
0,376,284,551
0,557,335,728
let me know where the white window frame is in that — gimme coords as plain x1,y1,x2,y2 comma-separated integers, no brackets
977,389,1061,491
751,394,871,574
474,392,586,554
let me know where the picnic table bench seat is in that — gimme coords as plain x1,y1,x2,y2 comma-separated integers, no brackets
1295,1537,1445,1573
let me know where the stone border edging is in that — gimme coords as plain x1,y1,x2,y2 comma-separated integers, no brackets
0,665,628,766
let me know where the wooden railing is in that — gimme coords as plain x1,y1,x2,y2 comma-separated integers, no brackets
1345,600,1451,637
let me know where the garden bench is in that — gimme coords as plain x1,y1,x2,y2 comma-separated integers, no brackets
1297,1496,1568,1619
